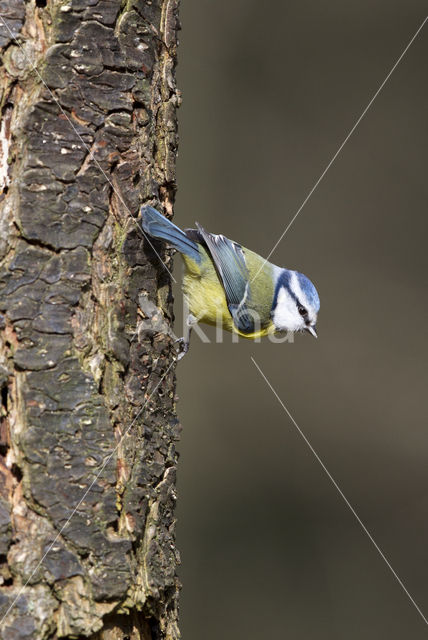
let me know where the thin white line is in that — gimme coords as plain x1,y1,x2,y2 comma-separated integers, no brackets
252,16,428,281
0,359,176,626
0,15,177,283
251,356,428,627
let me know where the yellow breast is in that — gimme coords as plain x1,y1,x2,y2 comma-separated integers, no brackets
181,253,275,339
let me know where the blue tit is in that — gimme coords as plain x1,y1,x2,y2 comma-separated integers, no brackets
140,206,320,355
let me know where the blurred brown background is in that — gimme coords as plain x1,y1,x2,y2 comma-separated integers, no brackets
173,2,428,638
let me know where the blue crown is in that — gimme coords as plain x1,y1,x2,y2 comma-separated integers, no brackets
296,272,320,312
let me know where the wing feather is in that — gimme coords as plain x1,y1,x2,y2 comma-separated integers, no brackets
196,224,255,334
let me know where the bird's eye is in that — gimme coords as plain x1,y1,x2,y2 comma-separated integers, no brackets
298,306,307,316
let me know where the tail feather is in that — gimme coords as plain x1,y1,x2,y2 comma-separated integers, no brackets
140,206,200,263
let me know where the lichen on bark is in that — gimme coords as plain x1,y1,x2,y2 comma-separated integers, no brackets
0,1,181,638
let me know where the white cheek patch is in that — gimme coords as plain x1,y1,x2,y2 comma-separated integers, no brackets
273,286,302,332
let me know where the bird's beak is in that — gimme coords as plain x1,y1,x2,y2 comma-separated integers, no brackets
306,325,318,338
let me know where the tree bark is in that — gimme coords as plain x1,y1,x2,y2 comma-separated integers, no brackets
0,1,181,638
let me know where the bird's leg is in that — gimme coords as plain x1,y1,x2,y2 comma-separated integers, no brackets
176,313,197,360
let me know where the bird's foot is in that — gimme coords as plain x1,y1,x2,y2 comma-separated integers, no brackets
175,337,189,360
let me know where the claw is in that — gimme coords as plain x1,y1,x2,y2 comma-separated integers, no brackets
175,337,189,360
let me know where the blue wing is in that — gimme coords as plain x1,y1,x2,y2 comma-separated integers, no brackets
196,224,255,334
140,206,201,263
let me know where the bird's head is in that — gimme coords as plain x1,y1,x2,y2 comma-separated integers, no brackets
271,269,320,337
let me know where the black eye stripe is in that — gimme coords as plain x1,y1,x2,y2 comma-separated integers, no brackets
273,272,298,309
272,272,311,319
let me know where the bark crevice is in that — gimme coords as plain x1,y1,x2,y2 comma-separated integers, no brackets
0,1,181,638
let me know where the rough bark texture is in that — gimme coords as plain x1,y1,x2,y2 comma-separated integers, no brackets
0,1,181,638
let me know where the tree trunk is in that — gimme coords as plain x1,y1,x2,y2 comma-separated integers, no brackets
0,1,181,638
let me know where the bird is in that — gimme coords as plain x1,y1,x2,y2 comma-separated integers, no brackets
140,206,320,357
